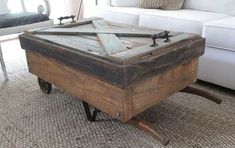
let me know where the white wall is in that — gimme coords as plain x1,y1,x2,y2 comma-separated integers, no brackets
49,0,83,22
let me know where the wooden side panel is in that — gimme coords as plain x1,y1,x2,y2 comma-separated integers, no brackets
122,38,205,87
123,59,199,121
19,35,124,88
26,50,125,121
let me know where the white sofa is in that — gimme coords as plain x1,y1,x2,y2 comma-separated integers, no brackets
84,0,235,90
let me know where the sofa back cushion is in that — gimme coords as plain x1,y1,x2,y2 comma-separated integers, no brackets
139,0,185,10
183,0,235,15
0,0,10,15
111,0,139,7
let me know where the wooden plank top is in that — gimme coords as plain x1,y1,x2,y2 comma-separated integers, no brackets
92,19,127,55
21,18,201,64
19,18,205,88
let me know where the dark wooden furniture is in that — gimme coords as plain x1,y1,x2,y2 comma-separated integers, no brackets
19,18,221,146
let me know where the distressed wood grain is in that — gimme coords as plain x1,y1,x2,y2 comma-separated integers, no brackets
34,28,156,37
26,50,199,122
20,18,205,89
26,50,125,121
123,59,199,121
92,19,127,55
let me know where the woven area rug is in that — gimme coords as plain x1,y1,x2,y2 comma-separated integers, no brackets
0,39,235,148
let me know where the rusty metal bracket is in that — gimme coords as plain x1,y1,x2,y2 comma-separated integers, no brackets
82,101,100,122
58,15,76,25
128,118,170,146
151,31,172,47
180,86,222,104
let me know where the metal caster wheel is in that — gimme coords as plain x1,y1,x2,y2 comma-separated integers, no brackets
38,77,52,94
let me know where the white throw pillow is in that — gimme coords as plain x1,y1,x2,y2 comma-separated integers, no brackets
0,0,10,15
183,0,235,15
139,0,185,10
111,0,139,7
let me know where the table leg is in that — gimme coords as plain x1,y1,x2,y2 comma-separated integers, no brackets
128,118,170,146
0,45,9,81
38,77,52,94
82,101,100,122
81,101,170,146
180,86,222,104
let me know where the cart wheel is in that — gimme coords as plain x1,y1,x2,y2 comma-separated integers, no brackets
38,78,52,94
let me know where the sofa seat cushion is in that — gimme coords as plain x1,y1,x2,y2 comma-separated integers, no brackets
183,0,235,15
139,9,229,35
203,17,235,52
0,12,49,29
111,0,139,7
198,47,235,90
84,6,115,21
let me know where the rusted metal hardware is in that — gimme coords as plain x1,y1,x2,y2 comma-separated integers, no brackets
81,100,170,146
128,118,170,146
0,46,9,81
38,77,52,94
180,86,222,104
58,15,76,25
82,101,100,122
150,33,158,47
151,31,172,47
163,31,171,42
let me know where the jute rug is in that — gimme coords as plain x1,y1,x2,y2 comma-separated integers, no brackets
0,40,235,148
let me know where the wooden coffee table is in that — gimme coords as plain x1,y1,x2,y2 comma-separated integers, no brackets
19,17,221,146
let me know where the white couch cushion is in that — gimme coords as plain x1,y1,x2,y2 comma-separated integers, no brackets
96,0,111,6
111,0,139,7
113,7,143,24
139,9,229,35
0,0,10,15
84,7,141,25
84,6,116,22
203,17,235,52
198,47,235,90
183,0,235,15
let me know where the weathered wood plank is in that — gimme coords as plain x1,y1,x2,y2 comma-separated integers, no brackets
19,34,125,87
19,33,205,88
34,28,156,37
26,50,126,121
122,38,205,86
34,34,105,55
55,17,102,28
109,22,162,32
92,19,127,55
123,59,199,121
24,17,102,34
26,50,199,122
112,34,199,61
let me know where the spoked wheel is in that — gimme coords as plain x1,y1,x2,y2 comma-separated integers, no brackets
38,77,52,94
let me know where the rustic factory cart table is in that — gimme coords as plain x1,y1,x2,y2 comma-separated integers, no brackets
19,17,221,146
